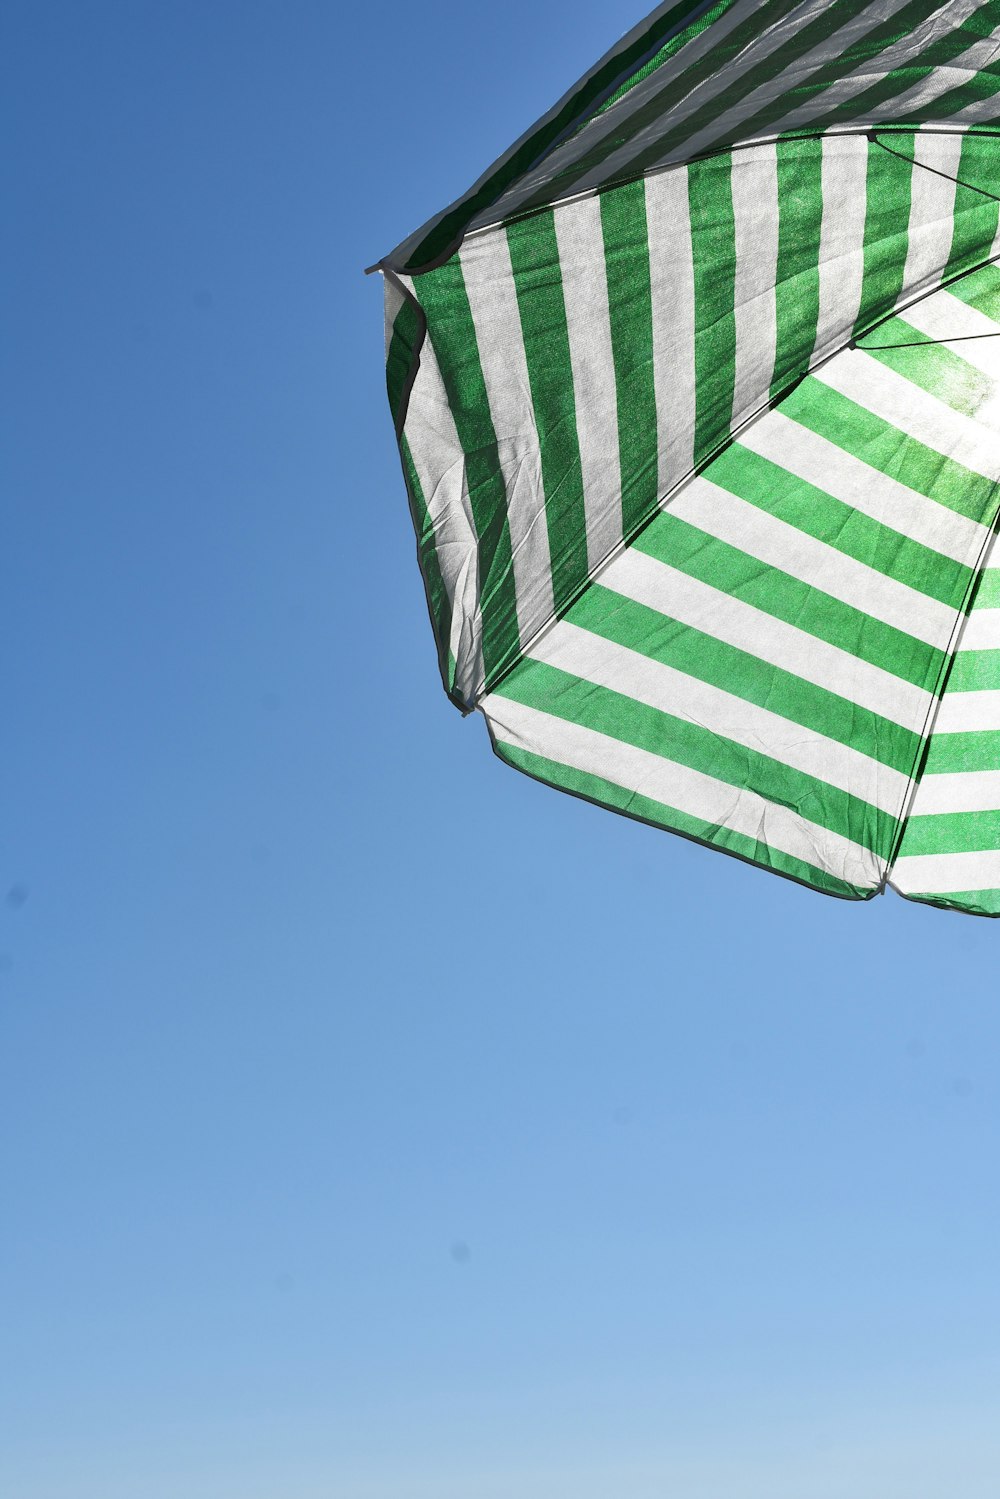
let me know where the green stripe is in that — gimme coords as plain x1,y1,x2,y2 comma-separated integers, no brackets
771,138,823,399
942,649,1000,693
385,294,421,427
782,375,1000,525
600,179,660,538
689,153,737,464
971,569,1000,609
506,211,590,615
900,808,1000,857
413,260,520,683
923,728,1000,774
635,510,944,687
400,435,455,695
496,656,893,855
494,738,872,899
566,581,923,775
709,439,972,610
902,887,1000,916
854,135,913,340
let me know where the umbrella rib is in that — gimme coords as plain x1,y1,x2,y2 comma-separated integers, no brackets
856,331,1000,349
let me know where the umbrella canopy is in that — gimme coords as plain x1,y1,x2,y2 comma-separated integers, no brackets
373,0,1000,916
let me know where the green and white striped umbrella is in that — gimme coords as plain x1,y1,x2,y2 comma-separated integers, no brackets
374,0,1000,917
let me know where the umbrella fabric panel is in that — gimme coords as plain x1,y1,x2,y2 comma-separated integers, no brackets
478,293,1000,898
479,0,1000,232
378,3,1000,910
889,266,1000,913
892,551,1000,912
385,0,1000,273
385,276,484,707
389,129,1000,712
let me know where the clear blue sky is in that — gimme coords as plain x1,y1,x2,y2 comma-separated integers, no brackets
3,3,999,1496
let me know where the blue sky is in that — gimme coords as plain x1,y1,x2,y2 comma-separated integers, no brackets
3,3,999,1495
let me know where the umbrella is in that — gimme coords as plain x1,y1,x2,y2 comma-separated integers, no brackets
371,0,1000,917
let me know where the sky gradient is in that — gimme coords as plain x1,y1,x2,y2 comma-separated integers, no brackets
3,3,1000,1495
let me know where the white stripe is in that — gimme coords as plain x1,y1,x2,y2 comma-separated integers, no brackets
460,233,555,646
813,349,1000,483
645,166,696,498
401,315,484,701
668,475,956,646
553,194,623,571
731,144,779,424
933,689,1000,732
956,609,1000,651
897,130,962,305
813,135,869,363
766,0,989,136
906,768,1000,815
891,846,1000,894
737,409,988,565
483,692,882,888
600,546,934,731
528,618,910,814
